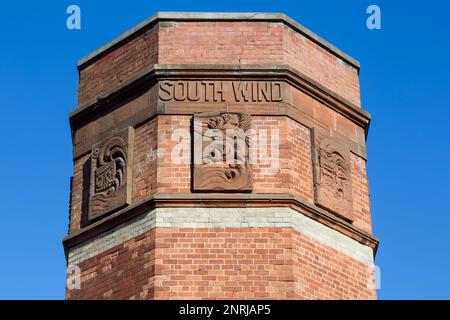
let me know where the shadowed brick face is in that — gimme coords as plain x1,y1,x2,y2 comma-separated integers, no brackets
66,13,377,300
78,28,158,107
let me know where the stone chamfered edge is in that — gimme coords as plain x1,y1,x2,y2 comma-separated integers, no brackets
76,12,360,71
69,64,371,139
62,193,379,261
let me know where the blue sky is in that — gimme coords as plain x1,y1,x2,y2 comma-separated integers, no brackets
0,0,449,299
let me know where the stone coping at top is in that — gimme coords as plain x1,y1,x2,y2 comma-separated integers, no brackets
77,12,360,70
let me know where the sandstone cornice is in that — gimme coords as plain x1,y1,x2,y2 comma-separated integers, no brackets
70,64,371,137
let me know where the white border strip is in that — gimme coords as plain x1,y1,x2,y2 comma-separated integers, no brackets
68,207,374,266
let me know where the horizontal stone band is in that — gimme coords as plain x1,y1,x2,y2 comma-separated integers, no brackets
67,207,374,266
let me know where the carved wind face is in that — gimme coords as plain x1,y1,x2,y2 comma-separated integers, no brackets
91,136,128,205
193,112,253,192
88,128,133,222
319,150,349,201
312,132,353,221
320,152,347,199
94,162,116,193
221,113,240,128
208,113,240,129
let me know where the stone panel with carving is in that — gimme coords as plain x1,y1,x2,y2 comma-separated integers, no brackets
88,127,134,221
193,112,253,192
311,129,353,221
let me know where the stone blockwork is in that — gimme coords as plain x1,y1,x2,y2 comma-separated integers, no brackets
66,12,377,300
66,208,375,299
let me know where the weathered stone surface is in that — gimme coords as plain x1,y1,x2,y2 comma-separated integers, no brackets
193,112,253,191
68,207,374,266
159,80,283,103
311,128,353,221
88,127,134,221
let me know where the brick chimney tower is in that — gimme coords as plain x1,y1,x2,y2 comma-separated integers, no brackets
64,12,378,300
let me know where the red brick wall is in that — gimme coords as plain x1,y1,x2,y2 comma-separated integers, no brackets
282,29,360,106
67,229,156,299
69,115,372,234
250,117,314,204
66,227,375,300
155,116,191,194
69,153,90,233
291,229,375,299
78,20,360,109
133,118,158,203
78,28,158,107
158,21,359,106
350,154,372,233
69,16,374,301
158,22,284,65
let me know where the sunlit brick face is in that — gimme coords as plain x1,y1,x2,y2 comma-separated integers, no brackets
66,13,376,300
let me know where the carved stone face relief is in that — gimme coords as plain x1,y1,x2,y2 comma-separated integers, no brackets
88,127,134,221
193,112,253,192
311,129,353,222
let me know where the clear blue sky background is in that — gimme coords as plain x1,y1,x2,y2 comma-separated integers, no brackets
0,0,449,299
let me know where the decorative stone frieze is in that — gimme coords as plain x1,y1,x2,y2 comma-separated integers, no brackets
88,127,134,221
193,112,253,192
311,129,353,221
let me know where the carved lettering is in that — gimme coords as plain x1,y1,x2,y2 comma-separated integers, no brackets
187,81,201,101
271,82,283,102
214,81,224,102
257,82,270,102
159,80,283,103
232,81,250,102
174,81,187,101
159,81,173,101
201,81,215,102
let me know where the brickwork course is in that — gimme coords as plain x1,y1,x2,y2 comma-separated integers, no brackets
65,12,378,300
